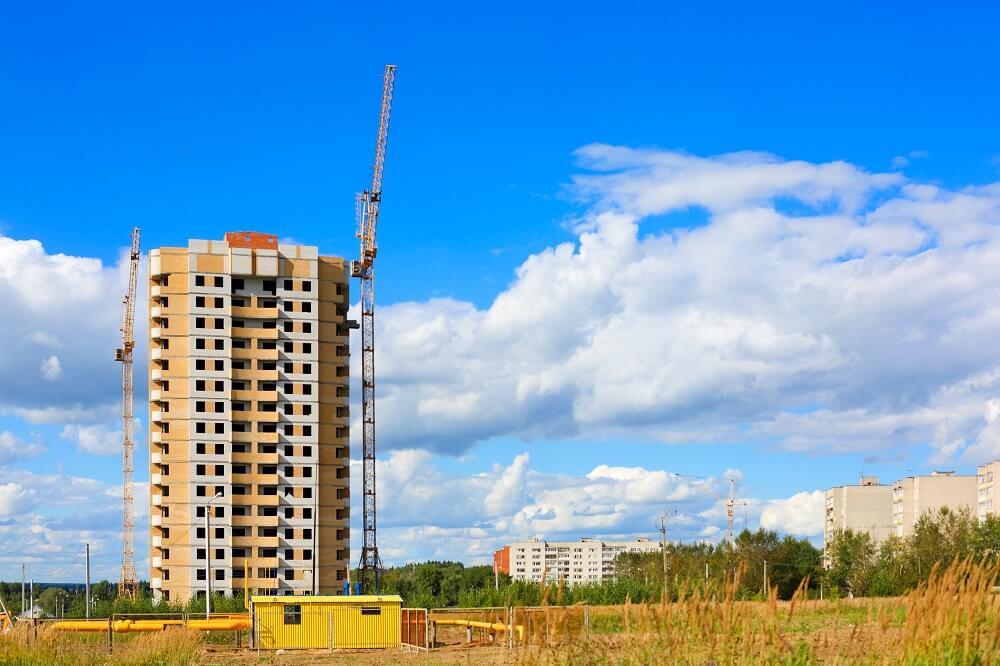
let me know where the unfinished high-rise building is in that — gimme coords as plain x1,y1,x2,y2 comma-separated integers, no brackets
148,232,351,601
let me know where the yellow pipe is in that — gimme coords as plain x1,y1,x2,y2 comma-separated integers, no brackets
52,616,250,633
432,618,524,641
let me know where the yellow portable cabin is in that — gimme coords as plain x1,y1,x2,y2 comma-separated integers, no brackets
251,595,402,650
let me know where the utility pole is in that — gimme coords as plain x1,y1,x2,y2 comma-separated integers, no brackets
658,514,669,586
20,564,24,617
763,560,768,599
206,492,222,618
29,579,33,620
205,506,211,617
85,544,91,619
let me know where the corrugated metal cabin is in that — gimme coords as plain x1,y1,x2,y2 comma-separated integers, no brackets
251,595,402,650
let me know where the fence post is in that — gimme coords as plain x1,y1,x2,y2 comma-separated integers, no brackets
584,605,590,639
107,617,113,654
507,606,513,651
328,610,333,654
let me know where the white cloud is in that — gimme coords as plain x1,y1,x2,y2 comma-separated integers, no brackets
0,430,45,465
40,355,62,380
0,236,144,416
60,423,122,456
354,451,819,565
0,468,147,581
758,490,825,538
0,482,36,518
357,147,1000,465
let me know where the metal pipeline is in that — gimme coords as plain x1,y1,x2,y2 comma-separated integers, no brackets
51,616,250,633
432,618,524,641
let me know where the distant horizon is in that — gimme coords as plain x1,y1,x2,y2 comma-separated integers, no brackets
3,2,1000,583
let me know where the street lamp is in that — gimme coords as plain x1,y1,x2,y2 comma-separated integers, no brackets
205,492,223,618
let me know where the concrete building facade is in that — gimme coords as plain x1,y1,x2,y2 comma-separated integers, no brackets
892,472,976,538
978,462,1000,521
148,232,352,602
824,477,893,560
494,538,661,584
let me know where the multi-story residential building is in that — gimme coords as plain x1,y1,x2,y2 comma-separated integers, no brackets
824,477,893,563
978,462,1000,520
148,232,352,602
892,471,976,538
493,538,661,584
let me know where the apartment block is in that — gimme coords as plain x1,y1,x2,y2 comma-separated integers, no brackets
148,232,352,602
494,538,661,584
892,471,976,538
824,477,893,560
978,462,1000,520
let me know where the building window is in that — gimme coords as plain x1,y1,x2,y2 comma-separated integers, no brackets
283,321,293,333
195,317,205,328
284,342,294,353
303,343,312,354
283,605,301,625
302,302,311,313
233,278,244,291
196,359,206,371
302,426,312,437
196,338,206,350
195,275,205,287
302,446,312,457
302,281,311,292
196,569,206,581
303,322,312,334
284,279,293,291
196,296,205,308
303,508,312,520
214,339,225,351
215,423,225,434
214,297,223,308
214,276,223,288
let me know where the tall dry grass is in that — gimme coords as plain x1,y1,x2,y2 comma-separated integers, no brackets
519,557,1000,665
0,624,202,666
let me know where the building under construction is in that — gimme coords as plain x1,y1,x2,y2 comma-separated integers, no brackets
147,233,352,601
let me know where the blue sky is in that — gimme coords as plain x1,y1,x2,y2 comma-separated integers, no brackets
2,1,1000,582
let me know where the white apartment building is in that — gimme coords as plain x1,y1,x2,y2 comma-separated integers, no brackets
824,477,893,563
892,471,976,538
977,462,1000,521
495,538,661,584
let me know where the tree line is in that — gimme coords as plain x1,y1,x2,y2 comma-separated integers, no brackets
5,511,996,617
825,508,1000,598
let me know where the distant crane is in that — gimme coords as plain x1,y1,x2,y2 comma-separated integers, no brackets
351,65,397,593
116,227,140,598
723,478,749,544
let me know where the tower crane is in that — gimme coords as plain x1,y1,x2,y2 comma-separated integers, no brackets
351,64,396,593
116,227,140,598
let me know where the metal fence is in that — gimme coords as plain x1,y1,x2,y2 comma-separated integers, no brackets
400,608,428,650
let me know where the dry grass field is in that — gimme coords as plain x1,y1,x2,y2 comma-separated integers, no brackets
2,559,998,665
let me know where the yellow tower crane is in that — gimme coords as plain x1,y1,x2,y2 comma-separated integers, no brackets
116,228,140,598
351,64,396,593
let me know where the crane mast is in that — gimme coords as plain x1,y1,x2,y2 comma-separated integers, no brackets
117,227,140,598
352,64,396,593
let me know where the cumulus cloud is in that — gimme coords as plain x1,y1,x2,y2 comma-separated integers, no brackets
40,355,62,380
60,423,122,456
0,430,45,465
0,468,146,581
0,236,143,418
758,491,825,538
357,450,812,565
360,147,1000,465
